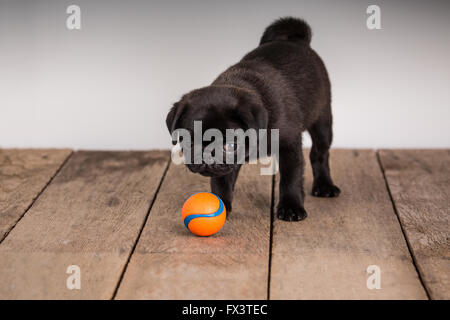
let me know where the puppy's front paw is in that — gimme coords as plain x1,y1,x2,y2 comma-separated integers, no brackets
312,182,341,198
276,204,307,221
223,200,232,218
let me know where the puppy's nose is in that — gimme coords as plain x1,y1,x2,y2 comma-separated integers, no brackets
190,164,206,173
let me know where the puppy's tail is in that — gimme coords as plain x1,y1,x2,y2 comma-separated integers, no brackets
260,17,312,45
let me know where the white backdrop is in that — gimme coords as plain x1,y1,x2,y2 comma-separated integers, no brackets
1,0,449,150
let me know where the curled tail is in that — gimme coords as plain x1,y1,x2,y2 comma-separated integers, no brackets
260,17,312,45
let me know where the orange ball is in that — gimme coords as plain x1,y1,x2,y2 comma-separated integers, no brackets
182,192,226,236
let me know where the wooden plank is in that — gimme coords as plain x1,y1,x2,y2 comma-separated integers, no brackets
270,149,427,299
0,149,72,242
0,151,169,299
379,149,450,299
115,162,272,299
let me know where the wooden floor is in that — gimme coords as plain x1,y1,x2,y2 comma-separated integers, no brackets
0,149,448,300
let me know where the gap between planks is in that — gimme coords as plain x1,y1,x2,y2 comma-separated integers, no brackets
111,158,171,299
378,149,450,300
375,151,431,299
0,149,73,243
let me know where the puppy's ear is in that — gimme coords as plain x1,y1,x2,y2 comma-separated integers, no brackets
166,102,186,135
237,103,268,130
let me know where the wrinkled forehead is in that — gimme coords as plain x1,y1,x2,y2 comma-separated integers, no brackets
183,107,244,134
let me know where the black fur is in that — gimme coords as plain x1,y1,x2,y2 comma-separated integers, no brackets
166,17,340,221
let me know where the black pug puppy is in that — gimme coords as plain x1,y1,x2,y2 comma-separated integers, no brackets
166,17,340,221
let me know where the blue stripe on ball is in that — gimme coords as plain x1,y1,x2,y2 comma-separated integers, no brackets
183,194,224,229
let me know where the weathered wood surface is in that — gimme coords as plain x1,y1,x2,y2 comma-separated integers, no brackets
379,149,450,300
270,150,427,299
0,151,169,299
0,149,72,242
2,149,446,300
115,162,272,299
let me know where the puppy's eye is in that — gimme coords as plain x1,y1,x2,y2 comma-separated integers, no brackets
223,143,238,153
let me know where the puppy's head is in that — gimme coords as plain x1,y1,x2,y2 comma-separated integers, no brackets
166,86,267,177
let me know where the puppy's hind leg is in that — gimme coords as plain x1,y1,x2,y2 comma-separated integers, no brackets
210,165,241,217
308,109,341,197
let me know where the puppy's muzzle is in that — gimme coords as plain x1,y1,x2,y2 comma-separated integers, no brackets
187,163,207,173
186,163,234,177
